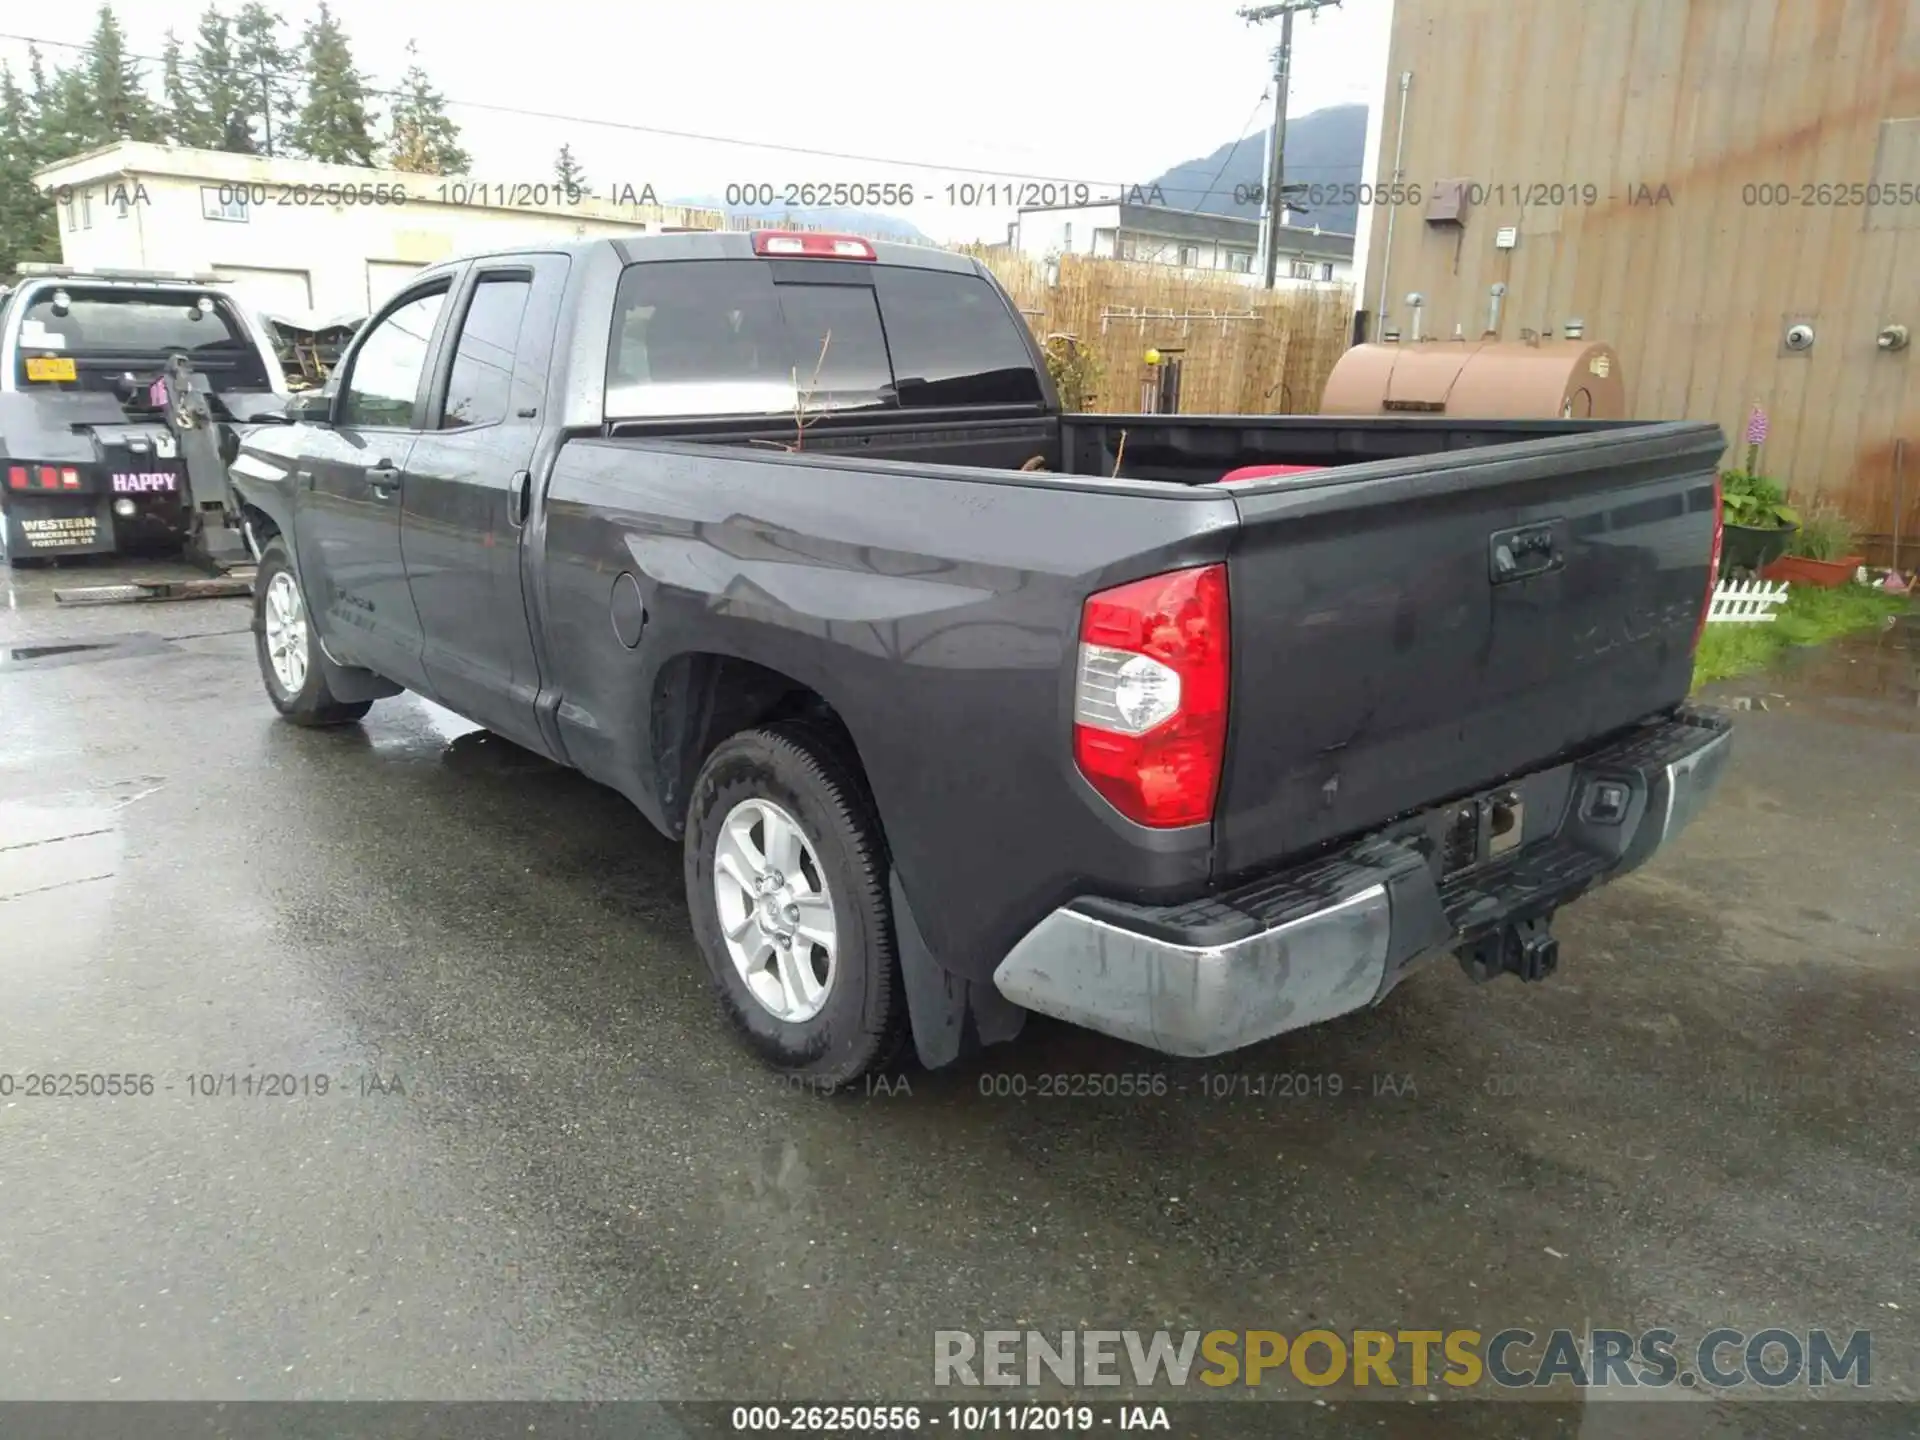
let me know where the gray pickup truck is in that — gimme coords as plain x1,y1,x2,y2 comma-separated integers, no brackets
230,230,1732,1085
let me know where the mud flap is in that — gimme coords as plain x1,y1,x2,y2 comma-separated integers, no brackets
890,870,1026,1069
313,645,405,703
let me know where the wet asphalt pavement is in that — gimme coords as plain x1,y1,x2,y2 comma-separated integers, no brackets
0,556,1914,1432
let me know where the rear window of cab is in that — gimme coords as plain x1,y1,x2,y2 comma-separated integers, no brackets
605,260,1042,420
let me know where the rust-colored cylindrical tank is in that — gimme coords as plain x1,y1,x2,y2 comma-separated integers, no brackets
1320,338,1626,420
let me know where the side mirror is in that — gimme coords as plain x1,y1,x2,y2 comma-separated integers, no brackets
286,390,333,423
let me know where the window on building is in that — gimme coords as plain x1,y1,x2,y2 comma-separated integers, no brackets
1288,259,1315,280
1178,244,1199,268
1321,262,1335,282
1063,222,1074,250
1092,227,1116,258
440,275,532,429
340,285,448,429
81,191,92,229
201,186,249,223
64,198,77,232
1227,251,1252,273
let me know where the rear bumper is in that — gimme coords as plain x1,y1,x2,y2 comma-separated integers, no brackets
992,708,1732,1058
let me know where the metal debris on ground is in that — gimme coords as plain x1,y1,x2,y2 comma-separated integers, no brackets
52,570,256,607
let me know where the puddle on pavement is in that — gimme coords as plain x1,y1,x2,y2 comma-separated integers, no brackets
1765,616,1919,731
0,633,180,671
0,642,112,664
360,696,550,773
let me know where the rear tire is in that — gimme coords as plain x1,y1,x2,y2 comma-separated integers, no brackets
684,723,907,1088
252,538,373,727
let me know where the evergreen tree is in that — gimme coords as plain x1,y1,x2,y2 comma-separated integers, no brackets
554,143,589,194
0,61,59,280
285,2,378,166
183,8,260,152
163,30,220,148
78,4,163,144
232,3,298,156
30,44,93,164
383,41,469,174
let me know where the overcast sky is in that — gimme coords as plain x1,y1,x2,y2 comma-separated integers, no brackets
4,0,1392,242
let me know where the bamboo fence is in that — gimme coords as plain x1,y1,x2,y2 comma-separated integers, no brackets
972,250,1355,415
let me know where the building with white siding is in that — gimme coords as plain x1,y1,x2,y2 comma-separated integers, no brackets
1008,201,1354,287
34,142,725,324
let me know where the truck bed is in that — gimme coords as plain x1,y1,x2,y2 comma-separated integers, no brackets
545,412,1724,982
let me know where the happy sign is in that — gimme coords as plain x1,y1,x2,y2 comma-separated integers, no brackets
112,472,179,493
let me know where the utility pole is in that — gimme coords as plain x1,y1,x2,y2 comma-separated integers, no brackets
258,68,275,157
1238,0,1341,289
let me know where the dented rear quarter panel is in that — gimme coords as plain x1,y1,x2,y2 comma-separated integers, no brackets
539,438,1241,980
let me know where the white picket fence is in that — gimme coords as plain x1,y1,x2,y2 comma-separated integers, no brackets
1706,577,1790,624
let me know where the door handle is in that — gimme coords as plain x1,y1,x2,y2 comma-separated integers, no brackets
368,462,401,499
508,469,531,528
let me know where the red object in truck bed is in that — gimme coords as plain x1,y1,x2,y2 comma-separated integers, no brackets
1220,465,1325,484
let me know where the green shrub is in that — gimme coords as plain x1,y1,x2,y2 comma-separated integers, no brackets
1719,469,1800,529
1786,503,1857,562
1043,334,1102,413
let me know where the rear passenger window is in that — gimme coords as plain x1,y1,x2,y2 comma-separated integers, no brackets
874,267,1043,407
440,275,531,429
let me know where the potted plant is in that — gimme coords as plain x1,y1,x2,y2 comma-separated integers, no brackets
1719,468,1800,572
1760,501,1865,587
1717,403,1799,571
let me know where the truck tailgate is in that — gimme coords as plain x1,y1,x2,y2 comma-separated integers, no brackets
1213,421,1726,879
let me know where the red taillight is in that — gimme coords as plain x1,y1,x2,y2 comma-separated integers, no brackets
37,466,59,491
1072,563,1230,829
750,229,877,261
6,466,26,490
60,468,79,489
1693,472,1724,654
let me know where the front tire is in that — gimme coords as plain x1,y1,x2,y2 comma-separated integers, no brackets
684,724,907,1087
252,538,372,727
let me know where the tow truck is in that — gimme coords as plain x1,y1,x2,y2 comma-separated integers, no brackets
0,265,289,576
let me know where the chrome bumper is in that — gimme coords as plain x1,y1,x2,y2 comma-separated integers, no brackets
994,710,1733,1059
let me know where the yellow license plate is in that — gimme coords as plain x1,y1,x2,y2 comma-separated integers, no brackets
25,356,76,382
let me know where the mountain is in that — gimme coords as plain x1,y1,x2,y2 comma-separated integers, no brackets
1143,103,1369,235
673,198,936,245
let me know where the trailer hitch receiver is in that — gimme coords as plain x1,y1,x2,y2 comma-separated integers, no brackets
1456,914,1560,984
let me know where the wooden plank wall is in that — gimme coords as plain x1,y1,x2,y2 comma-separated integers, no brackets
1359,0,1920,561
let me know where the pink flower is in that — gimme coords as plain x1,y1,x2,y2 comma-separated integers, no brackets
1745,403,1769,447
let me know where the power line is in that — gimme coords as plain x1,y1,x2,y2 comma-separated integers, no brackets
0,28,1361,196
1238,0,1344,287
1189,89,1271,213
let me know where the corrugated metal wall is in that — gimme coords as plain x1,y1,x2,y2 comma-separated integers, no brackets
1358,0,1920,560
